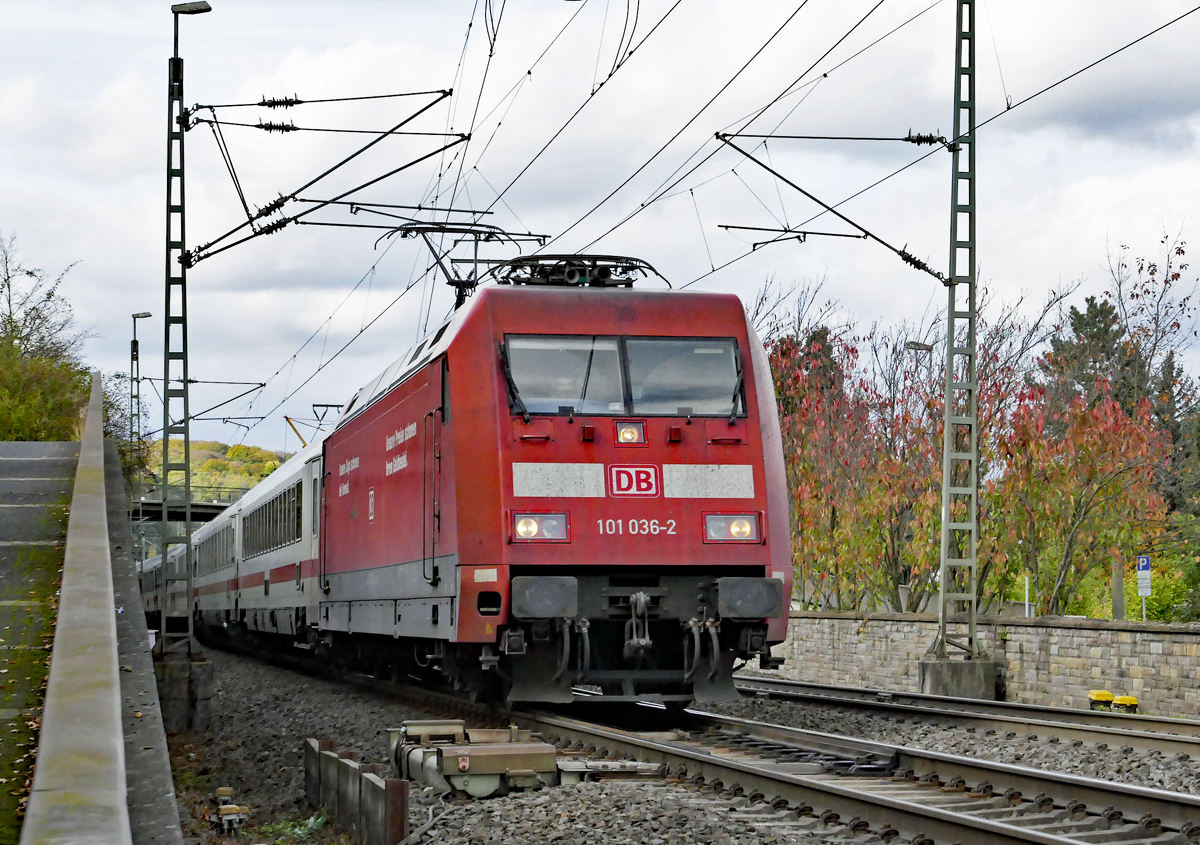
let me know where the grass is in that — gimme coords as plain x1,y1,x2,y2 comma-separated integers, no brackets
0,507,66,842
253,814,332,845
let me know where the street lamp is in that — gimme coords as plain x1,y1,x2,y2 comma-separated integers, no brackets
172,2,212,46
131,312,152,444
905,340,935,391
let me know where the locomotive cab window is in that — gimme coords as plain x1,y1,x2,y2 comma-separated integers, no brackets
626,338,740,416
504,334,744,417
505,335,625,415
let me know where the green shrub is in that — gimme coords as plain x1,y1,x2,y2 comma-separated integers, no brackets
0,339,88,440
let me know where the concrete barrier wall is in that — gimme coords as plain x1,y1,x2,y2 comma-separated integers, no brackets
775,612,1200,716
21,374,133,845
304,739,407,845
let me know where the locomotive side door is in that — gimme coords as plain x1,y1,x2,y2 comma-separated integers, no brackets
421,357,448,587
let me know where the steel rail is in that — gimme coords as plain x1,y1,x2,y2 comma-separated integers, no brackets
734,676,1200,756
685,708,1200,835
511,710,1103,845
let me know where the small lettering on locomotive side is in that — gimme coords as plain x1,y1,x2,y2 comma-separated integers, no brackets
338,456,360,477
385,421,418,451
338,481,350,497
474,568,498,583
385,453,408,476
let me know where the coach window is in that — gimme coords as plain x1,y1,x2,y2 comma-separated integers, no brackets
505,335,625,415
626,338,741,416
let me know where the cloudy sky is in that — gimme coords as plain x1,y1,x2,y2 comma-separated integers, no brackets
3,0,1199,450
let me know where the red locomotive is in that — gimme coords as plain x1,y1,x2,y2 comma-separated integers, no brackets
143,256,792,704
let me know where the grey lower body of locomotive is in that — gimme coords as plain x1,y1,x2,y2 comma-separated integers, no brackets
501,572,784,703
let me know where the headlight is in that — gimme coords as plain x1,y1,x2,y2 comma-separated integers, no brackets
512,512,569,542
615,421,646,444
705,513,760,542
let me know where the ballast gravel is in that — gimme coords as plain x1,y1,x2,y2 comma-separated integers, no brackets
424,780,921,844
181,650,929,844
706,694,1200,795
174,648,437,834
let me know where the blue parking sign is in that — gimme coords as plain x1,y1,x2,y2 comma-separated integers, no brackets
1136,555,1152,598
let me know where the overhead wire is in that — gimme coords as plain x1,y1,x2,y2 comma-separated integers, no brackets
202,0,989,438
465,0,592,171
481,0,686,214
425,0,482,213
572,0,942,252
190,91,455,262
469,167,531,232
195,90,450,109
732,168,786,229
446,0,509,214
193,1,924,437
606,0,641,78
231,0,585,433
556,0,900,253
203,110,253,221
718,134,944,281
690,189,715,272
679,1,1200,289
186,16,502,435
763,140,789,228
233,235,406,420
240,270,434,435
980,0,1012,108
591,0,614,94
426,0,513,339
539,0,829,251
192,118,461,137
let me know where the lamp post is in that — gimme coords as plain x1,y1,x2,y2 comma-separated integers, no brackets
131,311,152,573
131,312,152,444
160,0,210,664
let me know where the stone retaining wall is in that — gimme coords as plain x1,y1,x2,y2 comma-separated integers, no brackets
775,612,1200,716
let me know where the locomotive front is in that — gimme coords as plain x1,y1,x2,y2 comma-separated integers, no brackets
452,281,792,704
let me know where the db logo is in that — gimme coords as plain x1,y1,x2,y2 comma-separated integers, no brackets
608,465,659,497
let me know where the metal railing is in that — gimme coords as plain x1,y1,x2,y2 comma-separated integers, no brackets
138,483,250,505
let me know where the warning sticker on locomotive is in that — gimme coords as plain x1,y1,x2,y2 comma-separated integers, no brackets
386,422,418,451
608,465,660,497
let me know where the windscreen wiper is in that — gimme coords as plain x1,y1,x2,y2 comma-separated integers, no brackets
729,351,744,424
578,338,597,413
499,343,531,423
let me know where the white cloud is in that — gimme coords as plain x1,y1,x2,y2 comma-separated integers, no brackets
2,0,1199,447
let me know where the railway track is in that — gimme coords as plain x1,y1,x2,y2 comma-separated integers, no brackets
516,705,1200,844
733,675,1200,758
241,656,1200,843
